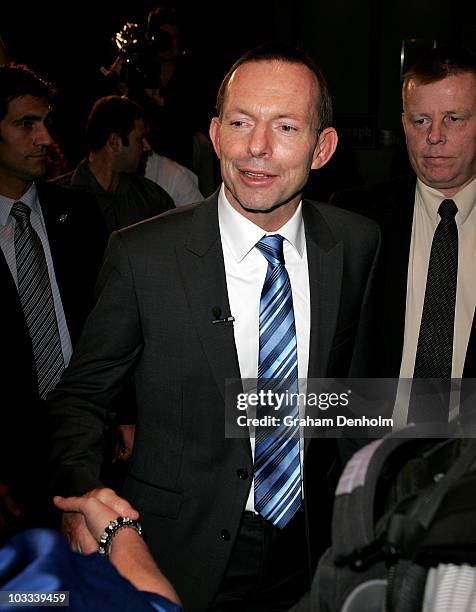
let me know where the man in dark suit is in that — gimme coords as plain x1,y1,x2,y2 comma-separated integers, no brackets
0,64,107,539
48,43,380,611
331,47,476,421
55,95,174,233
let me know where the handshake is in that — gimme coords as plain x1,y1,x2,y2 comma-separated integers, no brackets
54,487,139,555
55,488,180,604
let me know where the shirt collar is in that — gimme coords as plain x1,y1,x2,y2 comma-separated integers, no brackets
0,182,39,226
416,177,476,226
217,183,305,262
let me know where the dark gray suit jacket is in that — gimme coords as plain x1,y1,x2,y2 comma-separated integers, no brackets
330,174,416,377
1,181,107,518
48,192,380,610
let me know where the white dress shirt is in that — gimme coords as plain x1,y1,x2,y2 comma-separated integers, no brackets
393,177,476,426
145,152,203,206
0,183,73,367
400,177,476,379
218,184,311,511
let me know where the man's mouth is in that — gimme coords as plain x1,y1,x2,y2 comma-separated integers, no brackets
240,170,276,178
423,156,452,164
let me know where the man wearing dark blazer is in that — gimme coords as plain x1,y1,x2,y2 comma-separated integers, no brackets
48,43,380,611
331,47,476,398
55,96,174,233
0,64,107,539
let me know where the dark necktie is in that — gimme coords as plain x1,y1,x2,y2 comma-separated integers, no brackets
413,198,458,378
408,199,458,423
10,201,64,399
254,234,302,529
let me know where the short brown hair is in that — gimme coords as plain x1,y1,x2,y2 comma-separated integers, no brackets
215,41,333,135
403,45,476,93
87,96,144,152
0,63,55,122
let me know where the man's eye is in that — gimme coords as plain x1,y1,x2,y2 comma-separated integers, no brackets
447,115,463,123
230,120,246,128
413,118,428,126
22,120,34,128
280,124,297,133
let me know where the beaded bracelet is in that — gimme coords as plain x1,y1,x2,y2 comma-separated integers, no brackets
98,516,142,558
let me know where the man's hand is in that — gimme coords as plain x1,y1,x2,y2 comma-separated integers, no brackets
113,424,136,463
54,487,139,554
56,490,181,604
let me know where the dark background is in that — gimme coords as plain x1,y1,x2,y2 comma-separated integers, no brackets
3,0,476,194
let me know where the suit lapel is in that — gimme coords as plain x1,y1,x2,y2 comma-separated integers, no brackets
176,194,241,402
380,175,416,375
36,182,62,280
36,182,64,268
36,181,75,330
303,201,343,379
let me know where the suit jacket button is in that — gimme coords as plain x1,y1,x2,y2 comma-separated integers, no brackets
236,469,249,480
220,529,231,541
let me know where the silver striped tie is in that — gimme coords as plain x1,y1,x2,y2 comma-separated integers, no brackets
10,202,64,399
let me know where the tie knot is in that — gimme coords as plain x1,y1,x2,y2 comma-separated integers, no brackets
438,199,458,220
256,234,285,266
10,201,31,223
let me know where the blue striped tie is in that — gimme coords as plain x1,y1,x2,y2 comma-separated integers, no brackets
254,234,302,529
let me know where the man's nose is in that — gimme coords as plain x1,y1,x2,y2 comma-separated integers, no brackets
248,124,271,157
142,137,152,153
34,122,53,147
426,120,446,145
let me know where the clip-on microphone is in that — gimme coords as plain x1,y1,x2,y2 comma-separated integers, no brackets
211,306,235,325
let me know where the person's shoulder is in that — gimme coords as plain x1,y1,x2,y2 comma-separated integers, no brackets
38,179,99,211
131,174,175,207
304,199,381,259
117,193,214,244
330,174,416,211
163,156,199,183
129,173,166,194
49,170,74,187
38,180,108,244
305,199,379,234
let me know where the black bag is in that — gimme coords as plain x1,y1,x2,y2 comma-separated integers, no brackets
297,421,476,612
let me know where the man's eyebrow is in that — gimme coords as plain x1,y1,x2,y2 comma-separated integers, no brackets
223,108,304,121
223,106,252,117
406,107,472,115
442,107,473,115
12,114,44,124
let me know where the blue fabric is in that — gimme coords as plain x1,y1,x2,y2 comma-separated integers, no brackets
0,529,181,612
254,235,301,529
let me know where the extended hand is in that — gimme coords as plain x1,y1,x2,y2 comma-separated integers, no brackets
54,487,139,554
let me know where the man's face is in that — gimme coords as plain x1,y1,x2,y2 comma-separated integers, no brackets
209,60,337,230
402,72,476,197
116,118,151,173
0,95,52,196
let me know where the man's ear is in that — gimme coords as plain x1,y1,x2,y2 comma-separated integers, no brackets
107,132,122,152
209,117,221,159
311,127,338,170
401,112,409,143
